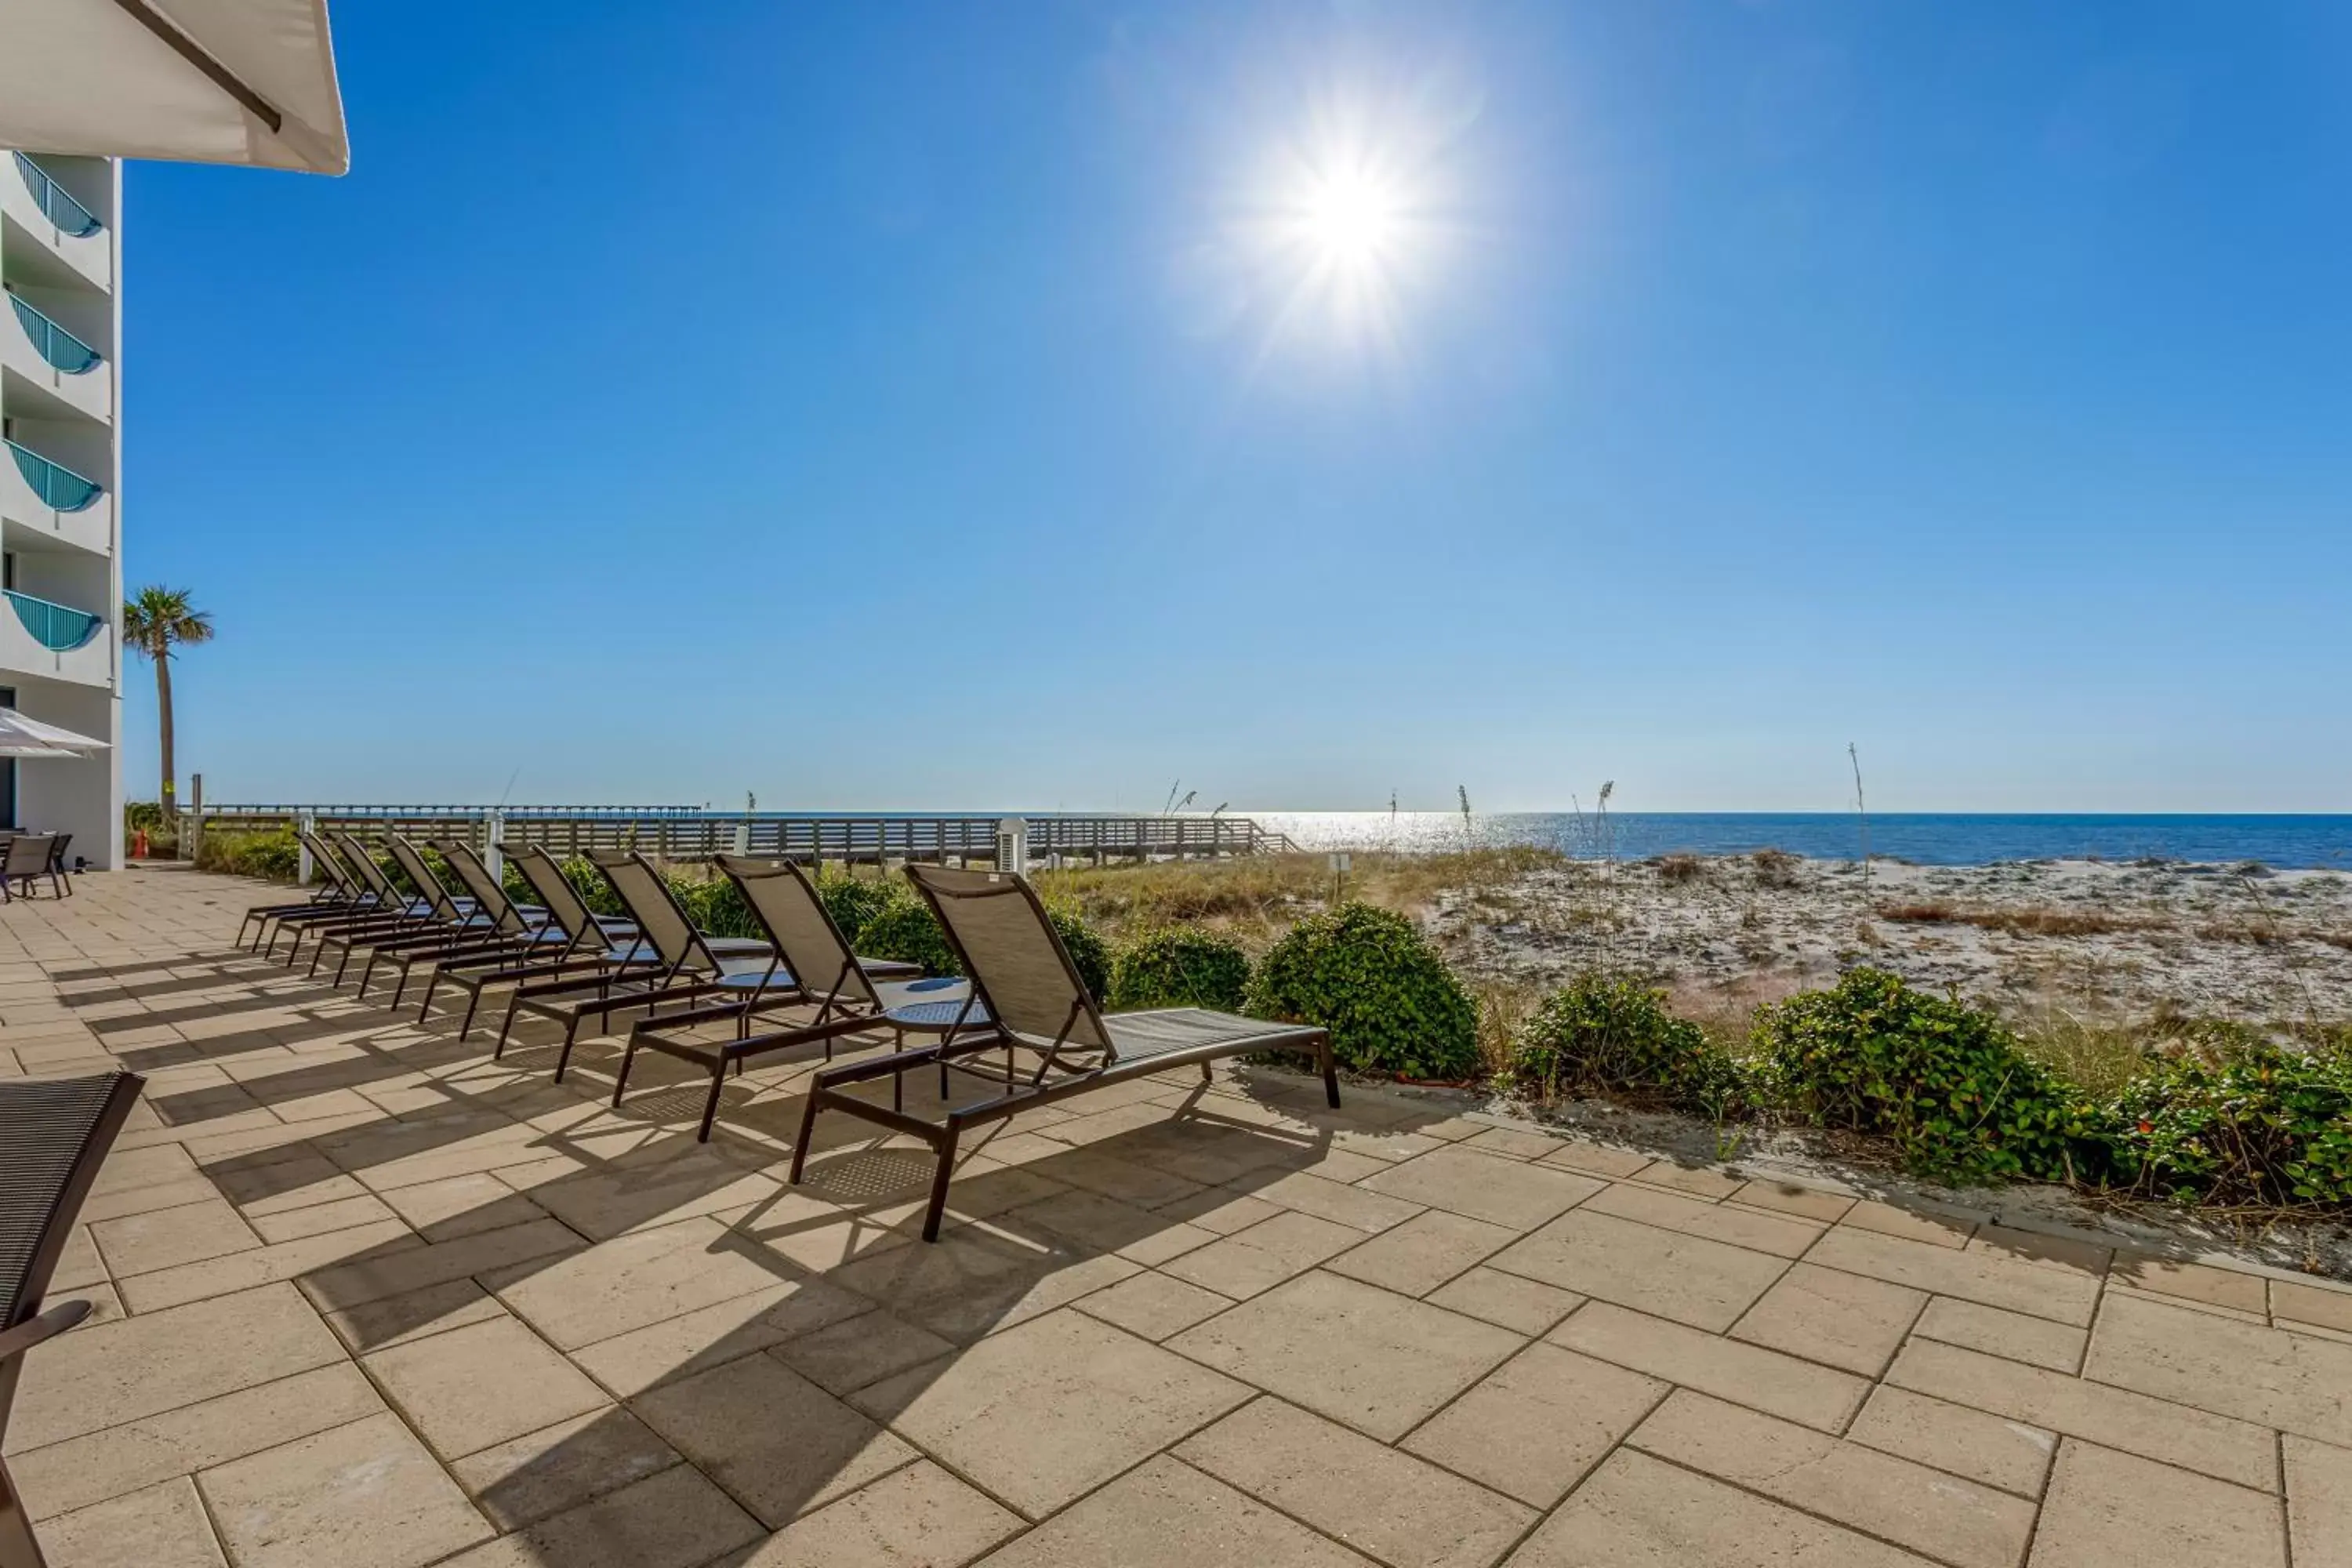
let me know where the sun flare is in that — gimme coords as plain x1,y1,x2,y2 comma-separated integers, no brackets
1300,168,1402,268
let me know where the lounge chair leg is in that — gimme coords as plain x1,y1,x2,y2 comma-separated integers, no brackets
921,1122,961,1243
612,1033,637,1108
698,1061,726,1142
417,971,441,1019
392,964,413,1007
494,996,520,1059
1319,1033,1341,1108
554,1018,581,1082
1200,1062,1214,1084
789,1087,822,1184
459,989,482,1041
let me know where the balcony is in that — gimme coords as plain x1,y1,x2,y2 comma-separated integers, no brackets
0,289,111,424
0,586,110,687
0,154,111,291
11,154,103,238
0,438,110,557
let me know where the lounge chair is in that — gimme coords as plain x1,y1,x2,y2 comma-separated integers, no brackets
1,1070,144,1568
361,839,570,1006
495,849,778,1082
238,830,368,950
419,844,650,1040
310,834,487,985
0,835,57,902
789,866,1336,1240
41,834,71,897
277,832,445,966
612,854,935,1139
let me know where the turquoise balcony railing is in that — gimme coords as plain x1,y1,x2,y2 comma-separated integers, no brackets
11,154,103,238
6,292,102,375
4,590,103,652
5,439,103,512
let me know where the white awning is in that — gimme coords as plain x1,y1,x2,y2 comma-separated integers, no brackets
0,0,347,175
0,706,110,757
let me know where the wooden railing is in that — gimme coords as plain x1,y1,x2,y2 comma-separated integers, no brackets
193,805,1298,863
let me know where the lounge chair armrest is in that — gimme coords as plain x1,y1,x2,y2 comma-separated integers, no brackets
0,1301,93,1363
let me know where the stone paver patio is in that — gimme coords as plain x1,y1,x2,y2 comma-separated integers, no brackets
6,867,2352,1567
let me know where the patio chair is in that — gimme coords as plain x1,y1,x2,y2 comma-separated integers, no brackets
275,832,441,966
421,844,648,1040
1,1070,143,1568
0,836,58,902
40,835,71,897
495,849,777,1083
309,834,486,985
343,836,528,1000
612,854,934,1139
238,830,368,950
789,866,1337,1241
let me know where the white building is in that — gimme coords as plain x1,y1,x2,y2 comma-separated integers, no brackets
0,149,119,869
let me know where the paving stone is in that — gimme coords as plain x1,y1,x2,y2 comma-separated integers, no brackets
1534,1141,1653,1179
1423,1268,1584,1335
318,1277,510,1356
1583,1181,1824,1258
439,1463,764,1568
1807,1223,2100,1326
88,1198,261,1276
2285,1435,2352,1568
1729,1261,1925,1376
1846,1384,2057,1498
1403,1343,1665,1508
1357,1148,1602,1230
830,1225,1142,1343
449,1407,683,1530
121,1218,422,1312
1457,1126,1566,1160
1181,1397,1534,1568
1625,1160,1747,1200
379,1171,551,1240
722,1459,1023,1567
774,1311,958,1395
1550,1301,1867,1432
296,1217,582,1313
1152,1187,1285,1236
1728,1178,1856,1222
1171,1270,1523,1443
975,1454,1375,1567
2086,1289,2352,1446
1886,1338,2278,1490
1323,1209,1519,1297
49,1224,103,1290
197,1411,494,1568
524,1149,784,1242
9,1363,385,1520
8,1282,347,1450
566,1276,872,1398
1004,1188,1219,1265
490,1214,808,1351
1226,1168,1425,1232
1072,1270,1236,1341
2029,1440,2285,1568
1632,1390,2035,1568
1838,1199,1978,1249
1911,1295,2087,1372
35,1476,225,1568
2109,1254,2268,1316
74,1173,222,1225
245,1192,404,1243
1160,1210,1367,1300
1510,1448,1933,1567
2277,1279,2352,1337
362,1316,610,1460
1490,1209,1788,1331
633,1351,915,1526
852,1307,1247,1519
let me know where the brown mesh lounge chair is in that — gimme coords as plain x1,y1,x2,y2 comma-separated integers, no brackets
278,831,447,967
369,840,579,1007
238,829,368,950
423,844,652,1040
0,835,58,902
257,833,401,959
2,1070,143,1568
790,866,1337,1241
613,854,938,1139
314,834,494,989
495,849,779,1082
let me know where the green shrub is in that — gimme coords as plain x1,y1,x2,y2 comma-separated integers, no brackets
2105,1033,2352,1207
1755,968,2102,1186
1109,927,1251,1011
817,871,898,948
1047,906,1110,1004
560,855,624,917
669,873,760,941
196,830,303,883
1511,973,1750,1118
853,893,961,977
1245,902,1479,1080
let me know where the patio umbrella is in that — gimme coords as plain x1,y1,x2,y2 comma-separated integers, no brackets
0,706,109,757
0,0,348,174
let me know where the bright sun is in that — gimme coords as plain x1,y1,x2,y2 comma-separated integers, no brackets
1301,169,1400,267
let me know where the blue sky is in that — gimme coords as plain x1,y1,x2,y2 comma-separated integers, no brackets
120,1,2352,813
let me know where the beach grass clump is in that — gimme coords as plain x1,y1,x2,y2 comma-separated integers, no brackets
1247,902,1479,1080
194,829,303,882
1753,968,2104,1186
1109,927,1250,1011
1508,972,1751,1119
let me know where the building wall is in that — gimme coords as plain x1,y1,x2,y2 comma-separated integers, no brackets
2,151,122,869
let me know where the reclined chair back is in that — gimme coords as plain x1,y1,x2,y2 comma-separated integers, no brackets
428,840,538,940
296,830,363,901
332,832,408,909
1,835,52,880
590,851,753,984
384,836,467,925
507,845,622,953
715,855,869,1008
905,866,1112,1071
1,1071,142,1430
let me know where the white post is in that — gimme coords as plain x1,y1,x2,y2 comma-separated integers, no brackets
732,820,750,855
187,774,204,862
297,813,315,884
996,818,1029,877
485,809,506,880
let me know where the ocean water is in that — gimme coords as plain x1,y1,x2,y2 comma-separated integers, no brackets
1249,813,2352,870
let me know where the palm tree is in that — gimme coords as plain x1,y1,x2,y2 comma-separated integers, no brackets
121,586,214,817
